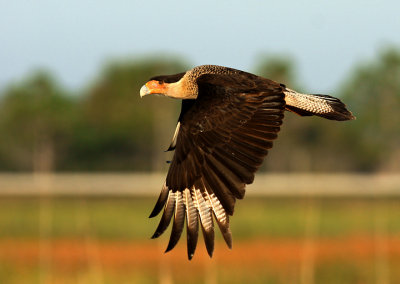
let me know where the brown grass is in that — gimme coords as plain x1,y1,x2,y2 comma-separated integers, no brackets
2,235,400,271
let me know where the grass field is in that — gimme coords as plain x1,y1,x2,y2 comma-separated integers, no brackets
0,196,400,283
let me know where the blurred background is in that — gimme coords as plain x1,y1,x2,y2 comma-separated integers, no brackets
0,0,400,283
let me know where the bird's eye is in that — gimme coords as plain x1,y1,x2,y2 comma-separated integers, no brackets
158,80,164,84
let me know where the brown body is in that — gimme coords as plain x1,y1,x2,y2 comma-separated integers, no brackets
140,65,354,260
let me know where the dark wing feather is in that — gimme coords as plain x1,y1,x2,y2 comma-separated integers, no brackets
151,190,176,239
150,73,285,259
149,183,169,218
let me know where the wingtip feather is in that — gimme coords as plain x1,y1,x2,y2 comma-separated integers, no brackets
150,191,176,239
149,183,169,218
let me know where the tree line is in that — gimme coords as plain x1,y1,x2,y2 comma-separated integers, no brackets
0,49,399,173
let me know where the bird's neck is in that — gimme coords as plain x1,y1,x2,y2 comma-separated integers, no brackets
165,77,198,99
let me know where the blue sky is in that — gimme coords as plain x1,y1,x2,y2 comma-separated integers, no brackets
1,0,399,93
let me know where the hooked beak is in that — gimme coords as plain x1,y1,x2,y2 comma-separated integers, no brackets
140,84,150,98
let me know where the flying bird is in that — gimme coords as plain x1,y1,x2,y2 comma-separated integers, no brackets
140,65,354,260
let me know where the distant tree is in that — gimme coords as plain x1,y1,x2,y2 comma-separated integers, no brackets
254,56,318,171
253,54,367,172
0,72,75,171
338,48,400,171
67,57,188,171
254,55,297,87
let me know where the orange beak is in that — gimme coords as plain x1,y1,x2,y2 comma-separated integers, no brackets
140,80,167,97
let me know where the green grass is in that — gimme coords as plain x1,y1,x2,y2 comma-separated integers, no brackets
0,197,400,240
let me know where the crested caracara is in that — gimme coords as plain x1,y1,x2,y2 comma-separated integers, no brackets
140,65,354,260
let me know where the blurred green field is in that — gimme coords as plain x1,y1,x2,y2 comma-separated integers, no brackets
0,196,400,283
0,197,400,240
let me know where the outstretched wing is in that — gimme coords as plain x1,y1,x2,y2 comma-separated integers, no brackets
149,73,286,260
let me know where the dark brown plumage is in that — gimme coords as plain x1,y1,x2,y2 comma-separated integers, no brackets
140,65,354,260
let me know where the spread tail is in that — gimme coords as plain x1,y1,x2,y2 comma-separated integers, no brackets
284,89,355,121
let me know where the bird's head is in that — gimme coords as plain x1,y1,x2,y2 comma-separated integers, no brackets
140,80,167,97
140,72,197,99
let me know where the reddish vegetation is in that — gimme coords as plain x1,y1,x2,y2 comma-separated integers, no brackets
1,236,400,272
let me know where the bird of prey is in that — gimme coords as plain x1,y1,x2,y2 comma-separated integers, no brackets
140,65,354,260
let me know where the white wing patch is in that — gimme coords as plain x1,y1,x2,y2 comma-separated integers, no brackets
166,122,180,151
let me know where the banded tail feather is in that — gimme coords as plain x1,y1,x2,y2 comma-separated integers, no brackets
284,89,355,121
